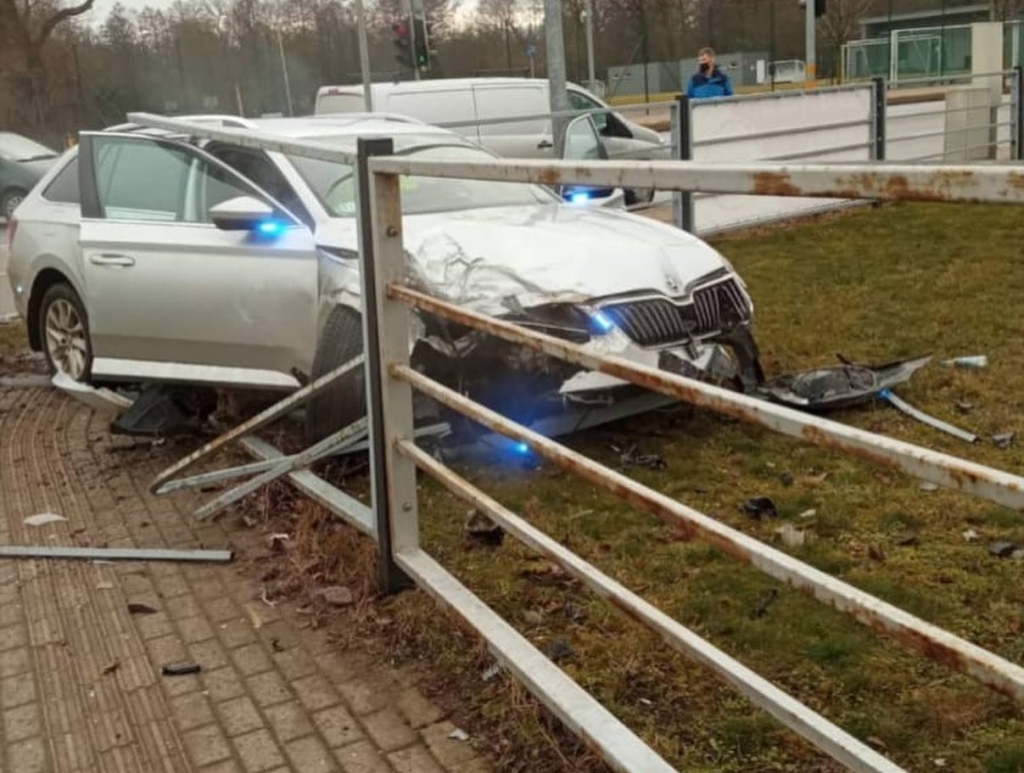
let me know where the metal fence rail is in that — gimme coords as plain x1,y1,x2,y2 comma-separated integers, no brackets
132,111,1024,773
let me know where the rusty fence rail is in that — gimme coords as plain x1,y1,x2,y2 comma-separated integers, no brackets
131,111,1024,773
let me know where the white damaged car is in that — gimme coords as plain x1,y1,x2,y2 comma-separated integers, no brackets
5,113,762,440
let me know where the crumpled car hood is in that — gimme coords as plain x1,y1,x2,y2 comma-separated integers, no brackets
317,204,731,316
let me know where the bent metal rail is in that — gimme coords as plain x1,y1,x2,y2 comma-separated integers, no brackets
129,113,1024,773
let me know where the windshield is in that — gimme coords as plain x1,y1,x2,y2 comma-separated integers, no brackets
287,144,557,217
0,133,56,162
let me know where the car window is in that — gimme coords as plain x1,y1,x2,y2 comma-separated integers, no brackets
92,137,265,224
207,144,314,228
287,144,556,218
43,157,80,204
567,90,608,132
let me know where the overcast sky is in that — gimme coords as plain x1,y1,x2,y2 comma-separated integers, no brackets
86,0,481,24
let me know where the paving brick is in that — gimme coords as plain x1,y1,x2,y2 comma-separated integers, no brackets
170,691,216,732
202,667,246,703
165,593,204,621
335,740,394,773
265,701,315,743
7,736,49,773
337,676,391,716
232,727,286,772
272,647,318,681
189,637,231,671
313,704,363,749
386,744,445,773
231,643,273,676
4,701,42,742
147,633,188,666
154,572,191,600
204,596,243,624
198,760,244,773
216,695,265,737
0,671,36,709
182,723,234,767
247,671,292,708
178,615,216,644
286,735,338,773
0,601,24,627
135,612,176,641
395,687,443,730
420,722,479,769
362,708,416,753
293,674,342,712
0,647,31,678
218,618,259,649
0,623,27,651
162,672,204,697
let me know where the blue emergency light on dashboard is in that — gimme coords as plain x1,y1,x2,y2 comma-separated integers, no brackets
256,219,287,237
568,190,591,205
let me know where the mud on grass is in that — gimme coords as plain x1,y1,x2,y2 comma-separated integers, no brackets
238,202,1022,773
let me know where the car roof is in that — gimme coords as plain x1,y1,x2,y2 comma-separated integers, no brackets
245,115,453,140
318,77,581,94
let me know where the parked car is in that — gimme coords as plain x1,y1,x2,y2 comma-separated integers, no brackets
6,112,761,441
0,132,59,220
314,77,666,205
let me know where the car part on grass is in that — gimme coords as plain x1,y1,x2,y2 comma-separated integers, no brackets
757,355,931,411
0,545,233,562
992,432,1015,450
941,355,988,369
743,497,779,520
880,389,978,444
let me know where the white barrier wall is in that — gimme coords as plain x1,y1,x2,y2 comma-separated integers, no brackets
689,85,875,234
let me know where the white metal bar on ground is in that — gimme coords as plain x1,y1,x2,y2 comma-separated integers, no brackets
370,157,1024,204
392,365,1024,705
394,547,679,773
0,545,233,562
239,436,374,536
399,440,905,773
391,285,1024,511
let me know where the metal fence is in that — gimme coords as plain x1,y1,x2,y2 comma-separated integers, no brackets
132,110,1024,773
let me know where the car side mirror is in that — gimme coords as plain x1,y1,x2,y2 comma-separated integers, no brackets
209,196,278,232
559,114,616,204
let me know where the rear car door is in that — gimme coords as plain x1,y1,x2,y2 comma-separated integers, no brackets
566,88,649,160
472,83,553,158
77,132,318,389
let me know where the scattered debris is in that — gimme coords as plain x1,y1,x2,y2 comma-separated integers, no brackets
775,523,807,548
270,638,284,653
758,355,930,411
522,610,544,625
448,728,470,742
896,535,921,547
881,389,978,443
611,443,666,470
798,509,817,519
962,529,979,542
541,638,574,663
934,758,948,768
161,663,202,676
52,371,133,414
268,533,290,552
260,586,277,608
920,482,940,492
1012,549,1024,561
868,545,886,562
989,542,1018,558
317,586,354,607
805,472,829,486
940,355,987,369
481,663,501,682
992,432,1015,450
102,660,120,676
867,736,888,750
127,603,158,616
779,472,794,487
241,514,258,528
955,400,974,414
638,697,654,707
110,383,214,438
96,581,114,590
464,510,504,547
742,497,778,520
0,545,232,563
750,588,779,619
244,604,264,630
23,513,67,527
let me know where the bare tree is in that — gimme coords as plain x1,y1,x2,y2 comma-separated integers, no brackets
819,0,875,80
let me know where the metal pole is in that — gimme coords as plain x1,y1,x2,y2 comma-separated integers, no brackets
584,0,596,87
277,30,294,116
872,76,886,161
544,0,570,156
356,138,410,594
1014,65,1024,160
770,0,776,91
673,94,694,232
888,0,895,84
804,0,816,87
355,0,373,111
402,0,420,81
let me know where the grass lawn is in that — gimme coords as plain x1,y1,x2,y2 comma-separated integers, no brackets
360,202,1024,772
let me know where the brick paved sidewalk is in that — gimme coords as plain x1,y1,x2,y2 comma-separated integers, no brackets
0,385,490,773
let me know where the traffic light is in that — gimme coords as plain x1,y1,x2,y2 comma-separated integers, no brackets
393,21,413,69
413,17,431,70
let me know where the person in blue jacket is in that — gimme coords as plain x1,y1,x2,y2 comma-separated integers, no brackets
686,47,734,99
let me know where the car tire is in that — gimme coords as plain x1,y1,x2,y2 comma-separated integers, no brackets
1,188,27,220
304,306,366,446
38,282,93,382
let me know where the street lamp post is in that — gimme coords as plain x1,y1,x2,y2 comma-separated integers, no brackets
583,0,596,88
355,0,373,110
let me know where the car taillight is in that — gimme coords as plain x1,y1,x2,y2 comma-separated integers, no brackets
6,218,16,249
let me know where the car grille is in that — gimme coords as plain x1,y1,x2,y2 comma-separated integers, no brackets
599,279,751,348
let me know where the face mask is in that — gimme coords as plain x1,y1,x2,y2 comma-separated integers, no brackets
700,62,711,73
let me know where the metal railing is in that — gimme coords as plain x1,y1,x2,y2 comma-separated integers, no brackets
134,111,1024,773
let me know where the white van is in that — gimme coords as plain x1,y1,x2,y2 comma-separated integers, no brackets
314,78,665,204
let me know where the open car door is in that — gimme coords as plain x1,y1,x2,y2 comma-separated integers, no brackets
558,115,626,209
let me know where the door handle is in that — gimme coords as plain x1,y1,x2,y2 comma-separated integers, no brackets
89,254,135,268
537,139,554,150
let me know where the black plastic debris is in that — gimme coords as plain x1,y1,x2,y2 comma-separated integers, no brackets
757,355,931,412
779,472,795,487
111,384,215,438
162,663,202,676
743,497,779,520
750,588,779,619
542,638,574,663
127,603,158,616
989,542,1018,558
611,443,666,470
992,432,1016,450
464,510,505,547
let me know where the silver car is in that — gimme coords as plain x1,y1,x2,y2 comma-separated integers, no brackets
5,113,762,439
